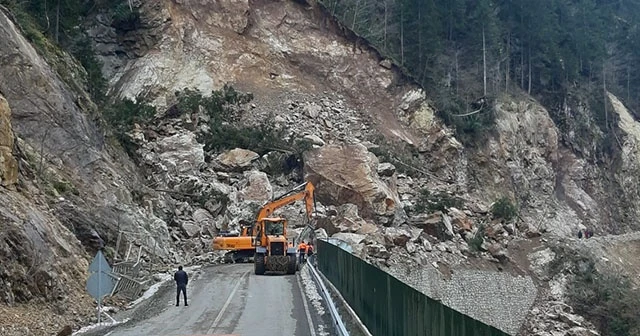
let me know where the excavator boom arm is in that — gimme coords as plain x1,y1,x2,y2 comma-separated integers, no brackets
255,182,315,221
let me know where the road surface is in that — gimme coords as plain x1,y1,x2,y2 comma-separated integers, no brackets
103,264,330,336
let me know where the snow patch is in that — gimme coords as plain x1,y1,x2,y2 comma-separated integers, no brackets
300,266,330,336
71,318,130,335
127,273,172,308
300,266,326,315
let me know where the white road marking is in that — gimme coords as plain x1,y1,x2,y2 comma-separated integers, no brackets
297,268,317,336
206,270,249,333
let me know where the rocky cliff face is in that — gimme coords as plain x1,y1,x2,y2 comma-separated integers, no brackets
0,95,17,187
0,7,177,335
1,0,640,335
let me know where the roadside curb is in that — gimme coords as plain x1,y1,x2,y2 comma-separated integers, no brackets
306,262,349,336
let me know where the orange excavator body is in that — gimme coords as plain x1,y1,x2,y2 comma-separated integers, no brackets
253,181,316,275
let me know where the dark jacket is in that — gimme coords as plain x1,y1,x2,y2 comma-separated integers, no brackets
174,270,188,286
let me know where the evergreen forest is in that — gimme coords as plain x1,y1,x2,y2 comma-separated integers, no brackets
320,0,640,144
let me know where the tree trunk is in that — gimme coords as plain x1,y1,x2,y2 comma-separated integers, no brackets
418,4,422,67
604,64,608,130
483,26,487,96
506,31,510,93
383,0,388,51
400,7,404,65
55,0,60,43
44,0,50,30
627,65,631,102
528,47,532,95
520,49,524,90
455,50,459,94
351,0,360,30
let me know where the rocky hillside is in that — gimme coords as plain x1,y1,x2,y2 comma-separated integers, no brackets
1,0,640,335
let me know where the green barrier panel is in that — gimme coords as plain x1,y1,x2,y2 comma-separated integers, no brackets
317,239,509,336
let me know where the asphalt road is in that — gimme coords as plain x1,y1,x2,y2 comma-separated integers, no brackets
104,264,328,336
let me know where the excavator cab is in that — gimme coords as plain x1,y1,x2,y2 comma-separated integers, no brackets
253,217,297,275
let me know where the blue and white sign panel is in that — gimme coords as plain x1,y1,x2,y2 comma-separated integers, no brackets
86,250,115,300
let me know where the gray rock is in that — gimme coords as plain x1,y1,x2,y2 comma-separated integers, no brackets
488,243,509,262
567,327,599,336
367,243,391,259
558,312,584,327
525,222,542,238
332,232,366,246
303,103,322,118
193,208,214,227
304,143,402,218
422,239,433,251
303,134,325,146
314,228,329,239
239,170,273,203
406,242,417,254
377,162,396,177
217,148,260,170
504,223,516,235
181,222,200,238
448,207,473,231
379,59,393,69
383,227,412,247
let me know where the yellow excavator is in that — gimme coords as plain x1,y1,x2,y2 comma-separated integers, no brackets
253,181,316,275
212,181,316,267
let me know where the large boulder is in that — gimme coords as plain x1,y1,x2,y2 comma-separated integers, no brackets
383,227,412,247
193,209,214,232
304,143,402,218
409,212,453,240
316,203,371,235
239,170,272,203
217,148,259,170
448,207,473,231
0,96,18,188
181,221,200,238
156,132,204,172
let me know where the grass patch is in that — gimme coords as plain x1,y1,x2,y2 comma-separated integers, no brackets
412,188,464,214
52,180,79,196
468,225,485,252
491,196,517,222
102,97,156,157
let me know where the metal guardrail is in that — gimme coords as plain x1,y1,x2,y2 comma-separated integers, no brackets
306,260,349,336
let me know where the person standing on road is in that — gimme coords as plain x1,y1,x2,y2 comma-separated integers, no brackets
174,266,188,306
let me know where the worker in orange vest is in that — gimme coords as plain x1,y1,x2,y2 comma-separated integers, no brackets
298,241,308,264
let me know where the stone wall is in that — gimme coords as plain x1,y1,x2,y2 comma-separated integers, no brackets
389,266,537,335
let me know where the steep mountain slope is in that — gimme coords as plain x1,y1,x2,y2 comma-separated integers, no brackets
0,7,176,334
96,0,422,144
